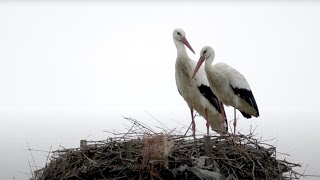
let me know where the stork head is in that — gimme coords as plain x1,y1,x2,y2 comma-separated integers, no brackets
172,28,195,54
200,46,215,60
192,46,215,78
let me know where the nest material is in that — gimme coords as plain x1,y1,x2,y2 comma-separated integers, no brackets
33,118,302,180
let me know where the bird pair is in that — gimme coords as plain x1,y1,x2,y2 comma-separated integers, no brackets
173,28,259,136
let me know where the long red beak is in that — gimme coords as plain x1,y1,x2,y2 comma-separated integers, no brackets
192,56,205,79
182,37,195,54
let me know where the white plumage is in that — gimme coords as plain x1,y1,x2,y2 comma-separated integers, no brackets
192,46,259,134
173,29,228,135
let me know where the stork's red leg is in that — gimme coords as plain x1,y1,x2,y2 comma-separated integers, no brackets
205,108,209,135
190,108,195,137
233,108,237,135
220,102,226,132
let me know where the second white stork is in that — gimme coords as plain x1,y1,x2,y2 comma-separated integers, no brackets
192,46,259,135
173,29,228,135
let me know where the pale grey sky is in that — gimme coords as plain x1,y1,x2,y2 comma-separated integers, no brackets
1,1,320,179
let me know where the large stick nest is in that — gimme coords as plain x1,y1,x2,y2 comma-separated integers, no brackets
33,117,302,180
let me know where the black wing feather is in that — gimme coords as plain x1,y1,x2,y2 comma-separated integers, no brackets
240,111,252,118
198,84,228,131
221,103,228,131
197,85,221,114
230,85,259,117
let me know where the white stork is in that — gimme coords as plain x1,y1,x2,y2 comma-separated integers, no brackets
173,29,228,135
192,46,259,135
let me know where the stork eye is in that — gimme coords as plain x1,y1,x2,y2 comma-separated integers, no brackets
177,32,181,36
203,50,207,54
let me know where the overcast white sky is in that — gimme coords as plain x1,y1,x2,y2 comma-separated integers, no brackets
1,1,320,179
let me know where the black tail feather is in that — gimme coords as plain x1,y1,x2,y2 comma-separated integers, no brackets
240,111,252,119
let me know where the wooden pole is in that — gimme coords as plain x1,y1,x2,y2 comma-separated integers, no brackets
203,135,213,166
80,140,87,149
124,141,132,159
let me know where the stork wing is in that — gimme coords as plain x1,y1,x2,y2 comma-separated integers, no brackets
221,63,259,117
191,60,221,113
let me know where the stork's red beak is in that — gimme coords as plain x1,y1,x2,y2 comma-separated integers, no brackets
182,37,195,54
192,56,205,79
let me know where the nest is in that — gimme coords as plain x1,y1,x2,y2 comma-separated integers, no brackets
33,117,302,180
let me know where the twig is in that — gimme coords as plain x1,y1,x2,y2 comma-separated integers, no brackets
145,110,169,132
183,121,193,137
28,160,34,180
45,145,52,167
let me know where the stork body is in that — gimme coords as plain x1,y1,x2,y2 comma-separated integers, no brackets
193,46,259,134
173,29,227,135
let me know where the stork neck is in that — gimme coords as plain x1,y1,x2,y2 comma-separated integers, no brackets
174,39,189,58
174,39,194,77
205,56,214,65
205,56,214,70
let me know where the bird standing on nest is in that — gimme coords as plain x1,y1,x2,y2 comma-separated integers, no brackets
192,46,259,135
173,29,228,136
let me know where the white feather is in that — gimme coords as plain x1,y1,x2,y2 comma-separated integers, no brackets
191,60,211,88
214,62,251,90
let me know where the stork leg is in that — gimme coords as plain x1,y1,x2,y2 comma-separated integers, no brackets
205,108,209,135
220,102,226,132
190,108,196,138
233,108,237,135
